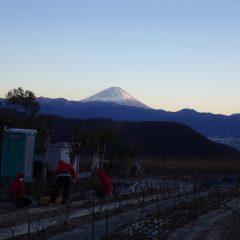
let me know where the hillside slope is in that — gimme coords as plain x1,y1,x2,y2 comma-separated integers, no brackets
51,117,240,159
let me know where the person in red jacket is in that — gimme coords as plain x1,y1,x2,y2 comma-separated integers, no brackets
96,170,112,198
8,173,32,208
51,160,76,204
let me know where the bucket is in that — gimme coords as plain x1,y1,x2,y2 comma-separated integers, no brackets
55,196,63,204
40,196,51,205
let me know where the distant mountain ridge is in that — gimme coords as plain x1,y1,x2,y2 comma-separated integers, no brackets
1,87,240,140
35,97,240,138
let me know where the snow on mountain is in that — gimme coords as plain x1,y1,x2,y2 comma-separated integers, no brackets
80,87,151,109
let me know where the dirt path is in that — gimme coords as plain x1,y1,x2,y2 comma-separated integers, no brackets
168,199,240,240
168,208,231,240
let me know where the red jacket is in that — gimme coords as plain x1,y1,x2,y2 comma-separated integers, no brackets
8,173,27,201
56,160,76,179
97,170,112,195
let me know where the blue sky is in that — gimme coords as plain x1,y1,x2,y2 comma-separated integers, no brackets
1,0,240,115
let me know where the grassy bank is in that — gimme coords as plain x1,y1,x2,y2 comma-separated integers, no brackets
142,158,240,176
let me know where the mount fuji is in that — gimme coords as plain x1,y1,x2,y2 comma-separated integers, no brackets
80,87,150,109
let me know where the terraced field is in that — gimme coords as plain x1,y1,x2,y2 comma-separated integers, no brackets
0,177,240,240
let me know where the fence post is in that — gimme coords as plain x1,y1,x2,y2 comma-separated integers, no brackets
10,214,16,239
64,201,71,225
173,178,176,208
218,182,221,202
27,215,31,240
92,195,95,240
236,183,239,198
157,195,161,239
139,190,146,219
105,210,109,240
193,181,196,212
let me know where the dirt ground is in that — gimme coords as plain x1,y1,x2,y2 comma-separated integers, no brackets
167,199,240,240
220,215,240,240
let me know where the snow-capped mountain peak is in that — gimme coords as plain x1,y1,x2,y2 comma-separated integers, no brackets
80,87,150,109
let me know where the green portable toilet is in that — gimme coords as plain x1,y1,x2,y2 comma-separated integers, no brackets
1,128,37,183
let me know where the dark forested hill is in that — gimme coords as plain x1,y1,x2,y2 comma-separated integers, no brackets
51,117,240,159
0,106,239,160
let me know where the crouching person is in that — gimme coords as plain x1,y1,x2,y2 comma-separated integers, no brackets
95,170,112,199
51,160,76,204
8,173,32,208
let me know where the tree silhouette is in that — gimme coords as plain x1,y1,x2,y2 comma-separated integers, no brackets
6,87,40,116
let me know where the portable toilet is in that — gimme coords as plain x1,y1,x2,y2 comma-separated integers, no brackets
1,128,37,183
46,143,71,171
